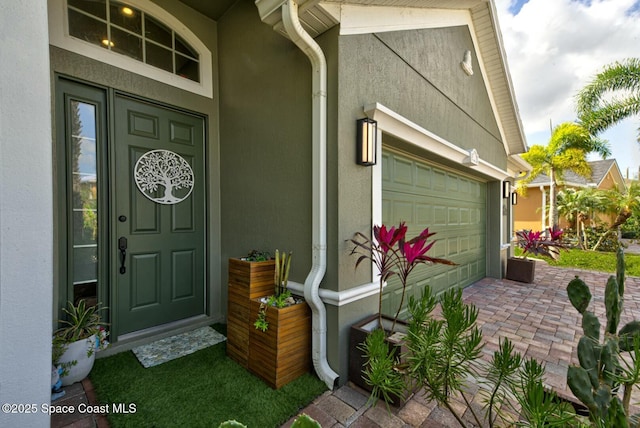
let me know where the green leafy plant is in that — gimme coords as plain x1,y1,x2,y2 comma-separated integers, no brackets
358,328,405,408
254,250,296,332
254,307,269,332
54,299,106,343
52,300,109,375
566,247,640,427
243,249,271,261
350,222,456,333
217,413,320,428
361,287,581,427
514,226,566,260
404,287,484,426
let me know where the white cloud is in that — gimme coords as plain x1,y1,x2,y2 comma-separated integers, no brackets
494,0,640,174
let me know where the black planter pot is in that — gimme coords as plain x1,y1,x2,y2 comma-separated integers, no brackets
349,313,413,406
505,257,536,283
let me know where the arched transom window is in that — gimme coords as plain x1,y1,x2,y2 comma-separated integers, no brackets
49,0,213,98
68,0,199,82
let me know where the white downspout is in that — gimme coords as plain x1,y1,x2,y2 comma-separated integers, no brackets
281,0,339,389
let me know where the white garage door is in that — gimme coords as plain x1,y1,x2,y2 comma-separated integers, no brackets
382,149,486,318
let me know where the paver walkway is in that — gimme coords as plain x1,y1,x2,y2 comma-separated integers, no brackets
284,260,640,427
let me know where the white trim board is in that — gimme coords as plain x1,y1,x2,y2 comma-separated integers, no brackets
364,102,511,181
330,5,471,35
287,281,382,307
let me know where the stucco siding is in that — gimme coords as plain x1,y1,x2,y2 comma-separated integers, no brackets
338,28,505,169
218,0,313,286
0,1,53,426
514,188,545,232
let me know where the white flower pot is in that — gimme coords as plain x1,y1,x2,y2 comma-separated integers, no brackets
58,335,96,386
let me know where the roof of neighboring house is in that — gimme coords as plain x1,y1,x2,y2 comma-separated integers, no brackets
526,159,624,189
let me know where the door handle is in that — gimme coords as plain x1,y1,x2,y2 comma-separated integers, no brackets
118,237,128,274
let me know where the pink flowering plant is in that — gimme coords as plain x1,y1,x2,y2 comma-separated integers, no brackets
350,222,456,332
515,226,565,260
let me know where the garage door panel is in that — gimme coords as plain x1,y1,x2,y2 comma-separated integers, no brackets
460,208,470,225
447,237,459,256
392,157,413,185
382,149,486,317
448,207,460,225
416,164,432,189
416,203,432,224
448,175,459,192
433,169,447,191
433,206,447,226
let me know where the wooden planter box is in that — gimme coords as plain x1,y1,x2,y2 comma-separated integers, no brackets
349,314,413,406
226,258,275,367
505,257,536,283
248,298,311,389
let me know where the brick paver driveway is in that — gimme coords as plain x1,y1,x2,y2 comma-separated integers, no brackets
468,260,640,400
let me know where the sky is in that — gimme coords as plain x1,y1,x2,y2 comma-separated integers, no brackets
493,0,640,179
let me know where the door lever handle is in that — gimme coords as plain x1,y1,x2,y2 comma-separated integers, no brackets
118,236,128,274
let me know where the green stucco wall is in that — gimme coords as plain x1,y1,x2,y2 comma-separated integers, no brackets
217,0,313,287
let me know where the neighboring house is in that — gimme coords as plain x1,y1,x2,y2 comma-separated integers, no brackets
0,1,528,423
514,159,626,232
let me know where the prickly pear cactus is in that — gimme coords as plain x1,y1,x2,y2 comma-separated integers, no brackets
566,247,639,427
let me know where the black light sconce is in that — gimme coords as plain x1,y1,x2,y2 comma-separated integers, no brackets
356,118,377,166
502,180,511,198
511,192,518,205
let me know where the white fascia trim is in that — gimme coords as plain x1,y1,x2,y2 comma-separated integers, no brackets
334,4,469,35
364,102,510,181
288,281,381,307
48,0,213,98
330,4,513,159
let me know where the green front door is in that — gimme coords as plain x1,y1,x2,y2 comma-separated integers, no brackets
113,94,206,336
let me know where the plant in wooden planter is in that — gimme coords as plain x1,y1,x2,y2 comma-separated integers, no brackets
248,250,311,389
226,250,275,367
506,227,566,283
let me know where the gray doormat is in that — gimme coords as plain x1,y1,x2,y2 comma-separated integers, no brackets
132,326,226,368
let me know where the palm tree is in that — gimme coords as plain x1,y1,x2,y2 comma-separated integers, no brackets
556,187,608,249
519,122,610,228
577,58,640,142
593,182,640,251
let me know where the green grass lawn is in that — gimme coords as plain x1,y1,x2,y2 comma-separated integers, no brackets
90,325,327,428
514,247,640,277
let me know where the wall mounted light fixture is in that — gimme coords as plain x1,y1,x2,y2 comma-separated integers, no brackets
511,192,518,205
503,181,511,198
356,118,377,166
